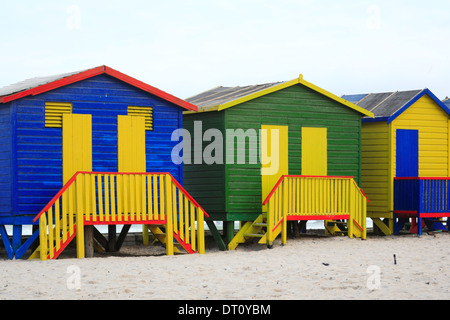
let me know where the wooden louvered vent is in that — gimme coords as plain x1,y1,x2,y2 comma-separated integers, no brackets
128,106,153,131
45,102,72,128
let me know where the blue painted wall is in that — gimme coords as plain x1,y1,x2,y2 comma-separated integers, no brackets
0,102,12,218
0,74,183,221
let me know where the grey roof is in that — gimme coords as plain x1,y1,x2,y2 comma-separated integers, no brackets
186,81,284,110
443,98,450,108
342,90,423,118
0,69,88,98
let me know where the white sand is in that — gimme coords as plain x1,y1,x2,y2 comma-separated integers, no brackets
0,231,449,300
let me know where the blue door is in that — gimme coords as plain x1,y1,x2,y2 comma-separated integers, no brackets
396,129,419,177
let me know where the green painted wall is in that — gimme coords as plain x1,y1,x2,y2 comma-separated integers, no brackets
183,83,363,220
183,111,226,214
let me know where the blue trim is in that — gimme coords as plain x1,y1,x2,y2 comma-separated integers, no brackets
0,225,14,259
361,116,389,123
0,216,37,225
387,89,450,124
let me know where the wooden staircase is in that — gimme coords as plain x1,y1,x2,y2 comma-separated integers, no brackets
228,214,282,250
325,220,348,236
145,224,197,254
30,171,207,260
228,175,368,250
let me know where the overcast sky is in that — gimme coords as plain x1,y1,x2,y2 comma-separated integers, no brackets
1,0,449,100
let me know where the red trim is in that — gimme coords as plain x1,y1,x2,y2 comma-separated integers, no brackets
284,175,355,179
173,231,196,254
0,66,197,111
420,212,450,218
394,177,450,180
272,218,284,232
50,225,77,260
262,175,359,206
353,219,364,232
286,214,350,221
33,171,209,223
84,219,166,226
394,211,418,218
262,175,285,206
104,67,197,111
33,171,81,222
359,188,370,203
394,210,417,214
169,175,209,218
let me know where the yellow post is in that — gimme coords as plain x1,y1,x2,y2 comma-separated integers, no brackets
197,207,205,254
55,199,61,253
142,225,149,246
348,180,355,239
281,179,288,245
39,214,48,261
362,198,367,240
190,203,196,251
47,206,54,259
75,178,85,258
164,175,174,255
266,196,273,247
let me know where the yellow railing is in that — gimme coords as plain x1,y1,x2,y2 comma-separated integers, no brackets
32,172,207,260
263,175,368,246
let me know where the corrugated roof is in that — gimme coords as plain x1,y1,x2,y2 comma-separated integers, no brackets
341,94,368,104
186,82,283,110
342,90,423,118
0,69,88,98
443,98,450,108
0,66,198,111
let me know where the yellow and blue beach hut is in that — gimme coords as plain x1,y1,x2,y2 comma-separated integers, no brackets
343,89,450,235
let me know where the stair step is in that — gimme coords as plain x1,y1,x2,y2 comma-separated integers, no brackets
253,223,267,227
245,233,264,238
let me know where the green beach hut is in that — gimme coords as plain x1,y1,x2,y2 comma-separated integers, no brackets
182,75,373,249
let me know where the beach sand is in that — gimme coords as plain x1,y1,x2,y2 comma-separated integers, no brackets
0,230,449,300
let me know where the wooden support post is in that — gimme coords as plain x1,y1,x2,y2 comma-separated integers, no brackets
205,221,226,251
224,221,235,246
12,225,22,252
142,225,149,246
84,225,94,258
108,225,116,252
93,226,108,251
115,225,131,251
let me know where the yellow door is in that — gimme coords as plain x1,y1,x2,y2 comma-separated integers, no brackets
301,127,327,175
118,115,146,172
117,115,146,222
62,113,92,184
261,125,289,211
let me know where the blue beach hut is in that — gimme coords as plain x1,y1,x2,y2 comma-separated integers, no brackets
0,66,206,259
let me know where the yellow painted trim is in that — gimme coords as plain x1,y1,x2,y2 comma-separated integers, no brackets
297,76,374,118
45,102,72,128
218,79,298,111
205,75,375,118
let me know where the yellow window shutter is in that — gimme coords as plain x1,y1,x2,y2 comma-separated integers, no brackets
45,102,72,128
127,106,153,131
